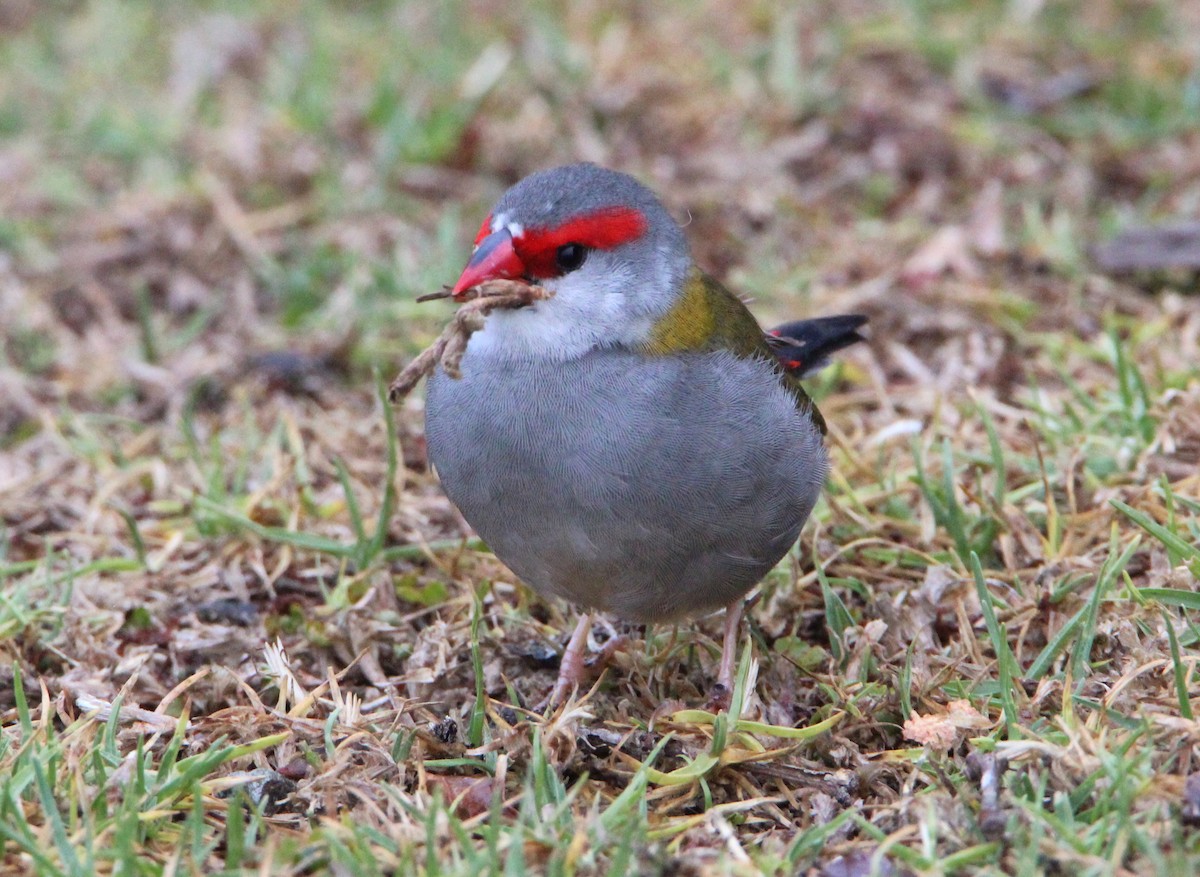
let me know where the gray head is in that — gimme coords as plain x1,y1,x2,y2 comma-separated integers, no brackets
450,164,692,361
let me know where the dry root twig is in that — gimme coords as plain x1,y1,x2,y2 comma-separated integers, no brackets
388,279,551,403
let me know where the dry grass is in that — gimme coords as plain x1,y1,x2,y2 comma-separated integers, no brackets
2,1,1200,874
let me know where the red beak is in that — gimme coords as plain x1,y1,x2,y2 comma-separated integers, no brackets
452,228,526,298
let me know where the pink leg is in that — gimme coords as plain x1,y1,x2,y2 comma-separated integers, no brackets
547,613,593,708
710,599,745,710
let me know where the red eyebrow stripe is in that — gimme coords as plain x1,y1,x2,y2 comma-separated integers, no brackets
535,206,648,250
514,206,648,277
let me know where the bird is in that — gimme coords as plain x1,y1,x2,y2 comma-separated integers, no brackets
422,163,865,707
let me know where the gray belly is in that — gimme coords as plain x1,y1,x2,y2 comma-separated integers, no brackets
424,347,826,622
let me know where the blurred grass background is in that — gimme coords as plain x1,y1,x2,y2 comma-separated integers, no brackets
2,1,1200,874
4,0,1197,369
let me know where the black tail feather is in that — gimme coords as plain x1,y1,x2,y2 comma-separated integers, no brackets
766,314,868,378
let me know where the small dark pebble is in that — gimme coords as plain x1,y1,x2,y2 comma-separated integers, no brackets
196,598,258,627
578,727,622,759
218,769,297,815
430,716,458,745
617,730,670,763
278,757,311,781
514,640,561,670
497,707,519,726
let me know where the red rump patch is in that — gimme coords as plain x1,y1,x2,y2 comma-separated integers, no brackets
513,206,648,278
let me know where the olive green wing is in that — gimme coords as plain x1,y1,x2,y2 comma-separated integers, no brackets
640,270,827,432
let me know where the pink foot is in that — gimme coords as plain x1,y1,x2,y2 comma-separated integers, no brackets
706,599,745,711
545,613,594,708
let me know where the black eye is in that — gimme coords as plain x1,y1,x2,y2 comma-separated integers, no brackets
555,243,588,273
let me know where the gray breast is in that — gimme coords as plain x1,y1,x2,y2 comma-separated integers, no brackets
424,347,827,623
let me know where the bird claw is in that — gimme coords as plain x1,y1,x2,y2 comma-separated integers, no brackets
538,616,629,711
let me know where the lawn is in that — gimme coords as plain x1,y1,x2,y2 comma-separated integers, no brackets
2,1,1200,874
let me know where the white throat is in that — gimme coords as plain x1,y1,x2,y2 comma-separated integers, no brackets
465,267,658,362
